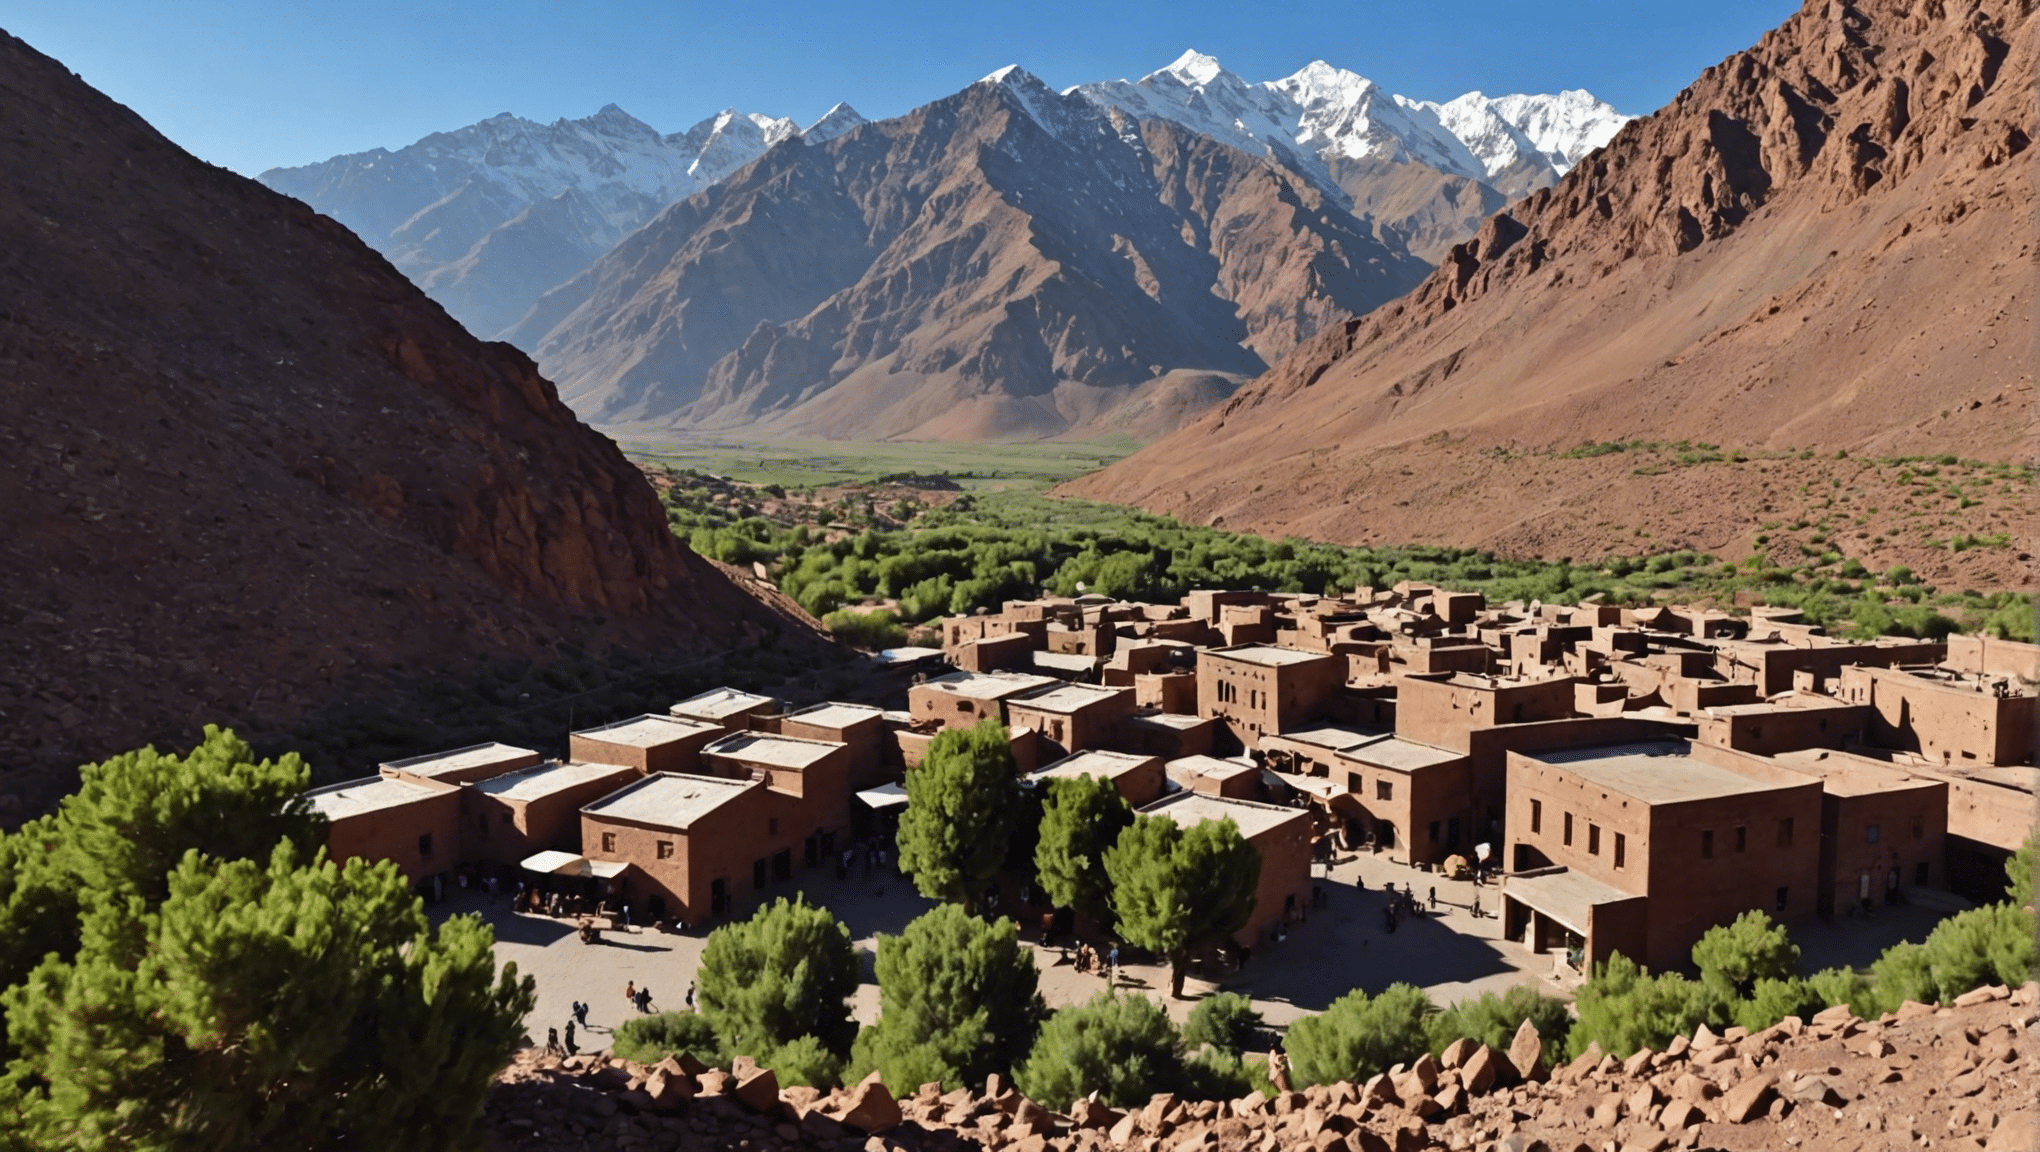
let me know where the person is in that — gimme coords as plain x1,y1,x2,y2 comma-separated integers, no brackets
1108,944,1119,971
546,1027,561,1057
563,1020,578,1056
685,981,696,1009
1471,893,1484,919
572,1000,589,1025
624,980,636,1008
622,904,632,931
637,986,653,1013
1428,886,1438,911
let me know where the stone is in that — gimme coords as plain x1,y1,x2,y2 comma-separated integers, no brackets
644,1070,694,1113
1659,1101,1705,1131
1072,1098,1122,1129
1409,1054,1442,1093
1691,1025,1719,1051
1787,1076,1844,1108
1626,1083,1662,1117
1717,1073,1776,1124
1434,1082,1462,1114
1460,1045,1503,1094
1361,1074,1401,1108
1691,1044,1737,1067
779,1085,820,1117
1669,1074,1718,1103
835,1073,902,1135
1441,1038,1477,1070
696,1068,734,1097
1622,1049,1654,1077
1845,1035,1894,1059
1591,1090,1626,1126
1144,1094,1180,1128
1509,1019,1546,1082
1896,999,1937,1021
1954,986,2010,1008
1811,1004,1855,1028
732,1064,779,1113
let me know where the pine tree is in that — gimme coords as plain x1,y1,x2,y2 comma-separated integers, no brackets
850,904,1045,1093
1033,774,1132,924
1013,990,1182,1110
1103,814,1259,998
1283,983,1434,1087
896,720,1016,912
697,895,860,1062
1691,910,1800,998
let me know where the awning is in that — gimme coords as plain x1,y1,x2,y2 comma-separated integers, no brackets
1267,769,1343,800
1502,868,1636,936
519,850,586,875
857,782,910,810
588,860,631,879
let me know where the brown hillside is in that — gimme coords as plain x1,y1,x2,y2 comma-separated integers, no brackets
1065,0,2036,578
0,31,814,802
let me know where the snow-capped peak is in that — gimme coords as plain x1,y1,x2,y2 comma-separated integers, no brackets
979,64,1032,86
801,102,867,144
1156,49,1226,87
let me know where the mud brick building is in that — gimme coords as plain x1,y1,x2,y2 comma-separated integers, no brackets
778,702,891,788
578,773,777,924
1835,664,2035,767
569,714,725,775
1502,740,1823,972
671,687,778,729
305,774,461,885
1198,644,1345,750
1138,790,1313,947
1026,749,1168,807
462,760,643,867
1006,682,1137,758
1166,754,1262,799
381,741,541,786
700,732,852,863
908,670,1057,731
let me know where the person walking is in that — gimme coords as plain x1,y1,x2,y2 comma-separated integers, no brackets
636,985,653,1013
572,999,589,1025
1428,886,1438,911
685,981,696,1010
623,980,636,1009
546,1027,561,1057
564,1020,578,1056
1471,893,1484,919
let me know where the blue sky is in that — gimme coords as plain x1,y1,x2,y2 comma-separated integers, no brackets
7,1,1800,175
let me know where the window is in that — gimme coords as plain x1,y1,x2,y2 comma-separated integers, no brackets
657,840,675,860
602,832,617,853
1376,779,1393,801
1735,826,1747,854
1774,886,1789,913
417,834,433,858
1530,799,1542,834
1614,832,1626,869
1777,818,1794,847
1866,823,1881,844
1916,861,1930,885
1347,772,1361,793
1563,812,1574,847
1588,824,1601,855
1701,830,1714,859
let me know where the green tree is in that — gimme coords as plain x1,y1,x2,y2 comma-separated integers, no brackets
698,896,859,1062
897,721,1017,912
1691,910,1800,998
765,1035,846,1090
613,1011,726,1066
1566,954,1727,1059
1865,941,1937,1015
1283,983,1434,1087
1918,903,2037,1002
1732,977,1824,1033
2,841,531,1151
2008,828,2039,909
1183,991,1264,1057
1805,966,1877,1018
850,905,1046,1093
1013,991,1182,1109
1426,985,1572,1064
1104,814,1260,998
1034,774,1133,924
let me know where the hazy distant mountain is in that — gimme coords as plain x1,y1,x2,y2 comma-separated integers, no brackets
258,104,850,336
509,67,1432,439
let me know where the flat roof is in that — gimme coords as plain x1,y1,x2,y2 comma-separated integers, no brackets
583,773,758,829
918,670,1059,701
1770,750,1947,797
472,760,637,802
702,731,842,770
1267,724,1382,753
1208,644,1333,668
671,687,776,721
1009,683,1129,714
1504,868,1640,935
1138,790,1308,840
782,702,886,729
305,775,446,821
1033,652,1101,673
1030,750,1158,783
380,741,538,778
573,714,721,747
1342,735,1464,773
1167,755,1259,780
1125,711,1212,731
1527,741,1798,804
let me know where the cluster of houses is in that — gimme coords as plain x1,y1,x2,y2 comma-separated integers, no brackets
307,582,2038,978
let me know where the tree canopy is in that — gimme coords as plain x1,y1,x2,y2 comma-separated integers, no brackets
0,728,531,1151
1283,983,1434,1088
696,895,860,1065
1691,910,1801,999
1103,814,1260,998
1033,774,1133,924
850,904,1045,1093
1013,990,1182,1110
896,720,1017,912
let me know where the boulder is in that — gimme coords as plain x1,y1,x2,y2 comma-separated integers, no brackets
779,1085,821,1117
1788,1076,1844,1108
837,1072,903,1135
1408,1053,1441,1093
1108,1112,1141,1145
732,1064,780,1113
1660,1100,1706,1130
1460,1044,1504,1094
1717,1073,1776,1124
1440,1038,1477,1070
1560,1042,1602,1083
1508,1019,1545,1081
696,1068,734,1097
1811,1003,1856,1028
643,1069,693,1113
1954,985,2010,1008
1897,999,1938,1021
1360,1073,1401,1108
1071,1097,1122,1129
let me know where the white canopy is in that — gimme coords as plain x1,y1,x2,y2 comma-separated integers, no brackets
519,850,585,875
857,782,911,810
1268,769,1342,800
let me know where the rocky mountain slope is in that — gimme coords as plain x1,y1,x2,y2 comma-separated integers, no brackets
1066,0,2037,568
260,104,865,338
511,68,1433,440
482,982,2040,1152
0,31,813,804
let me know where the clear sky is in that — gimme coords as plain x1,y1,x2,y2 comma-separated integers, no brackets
6,1,1802,176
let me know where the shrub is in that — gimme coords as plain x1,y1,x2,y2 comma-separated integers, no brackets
1691,910,1800,998
613,1011,726,1066
1014,991,1182,1110
2009,829,2038,909
1567,954,1726,1059
1284,984,1434,1087
698,896,860,1060
1426,985,1572,1066
1866,941,1936,1015
1183,992,1265,1057
764,1034,847,1090
822,608,908,649
1732,977,1823,1033
850,905,1046,1093
1179,1046,1257,1101
1919,903,2038,1002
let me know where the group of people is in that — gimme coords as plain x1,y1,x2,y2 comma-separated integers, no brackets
622,980,654,1014
837,835,896,882
1071,942,1120,979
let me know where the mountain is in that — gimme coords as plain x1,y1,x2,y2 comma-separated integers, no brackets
258,104,811,337
1065,0,2036,578
0,30,811,802
1071,52,1630,254
508,67,1432,439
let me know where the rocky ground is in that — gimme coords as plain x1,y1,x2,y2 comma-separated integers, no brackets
481,981,2037,1152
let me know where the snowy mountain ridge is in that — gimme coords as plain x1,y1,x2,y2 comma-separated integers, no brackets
1069,50,1630,191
